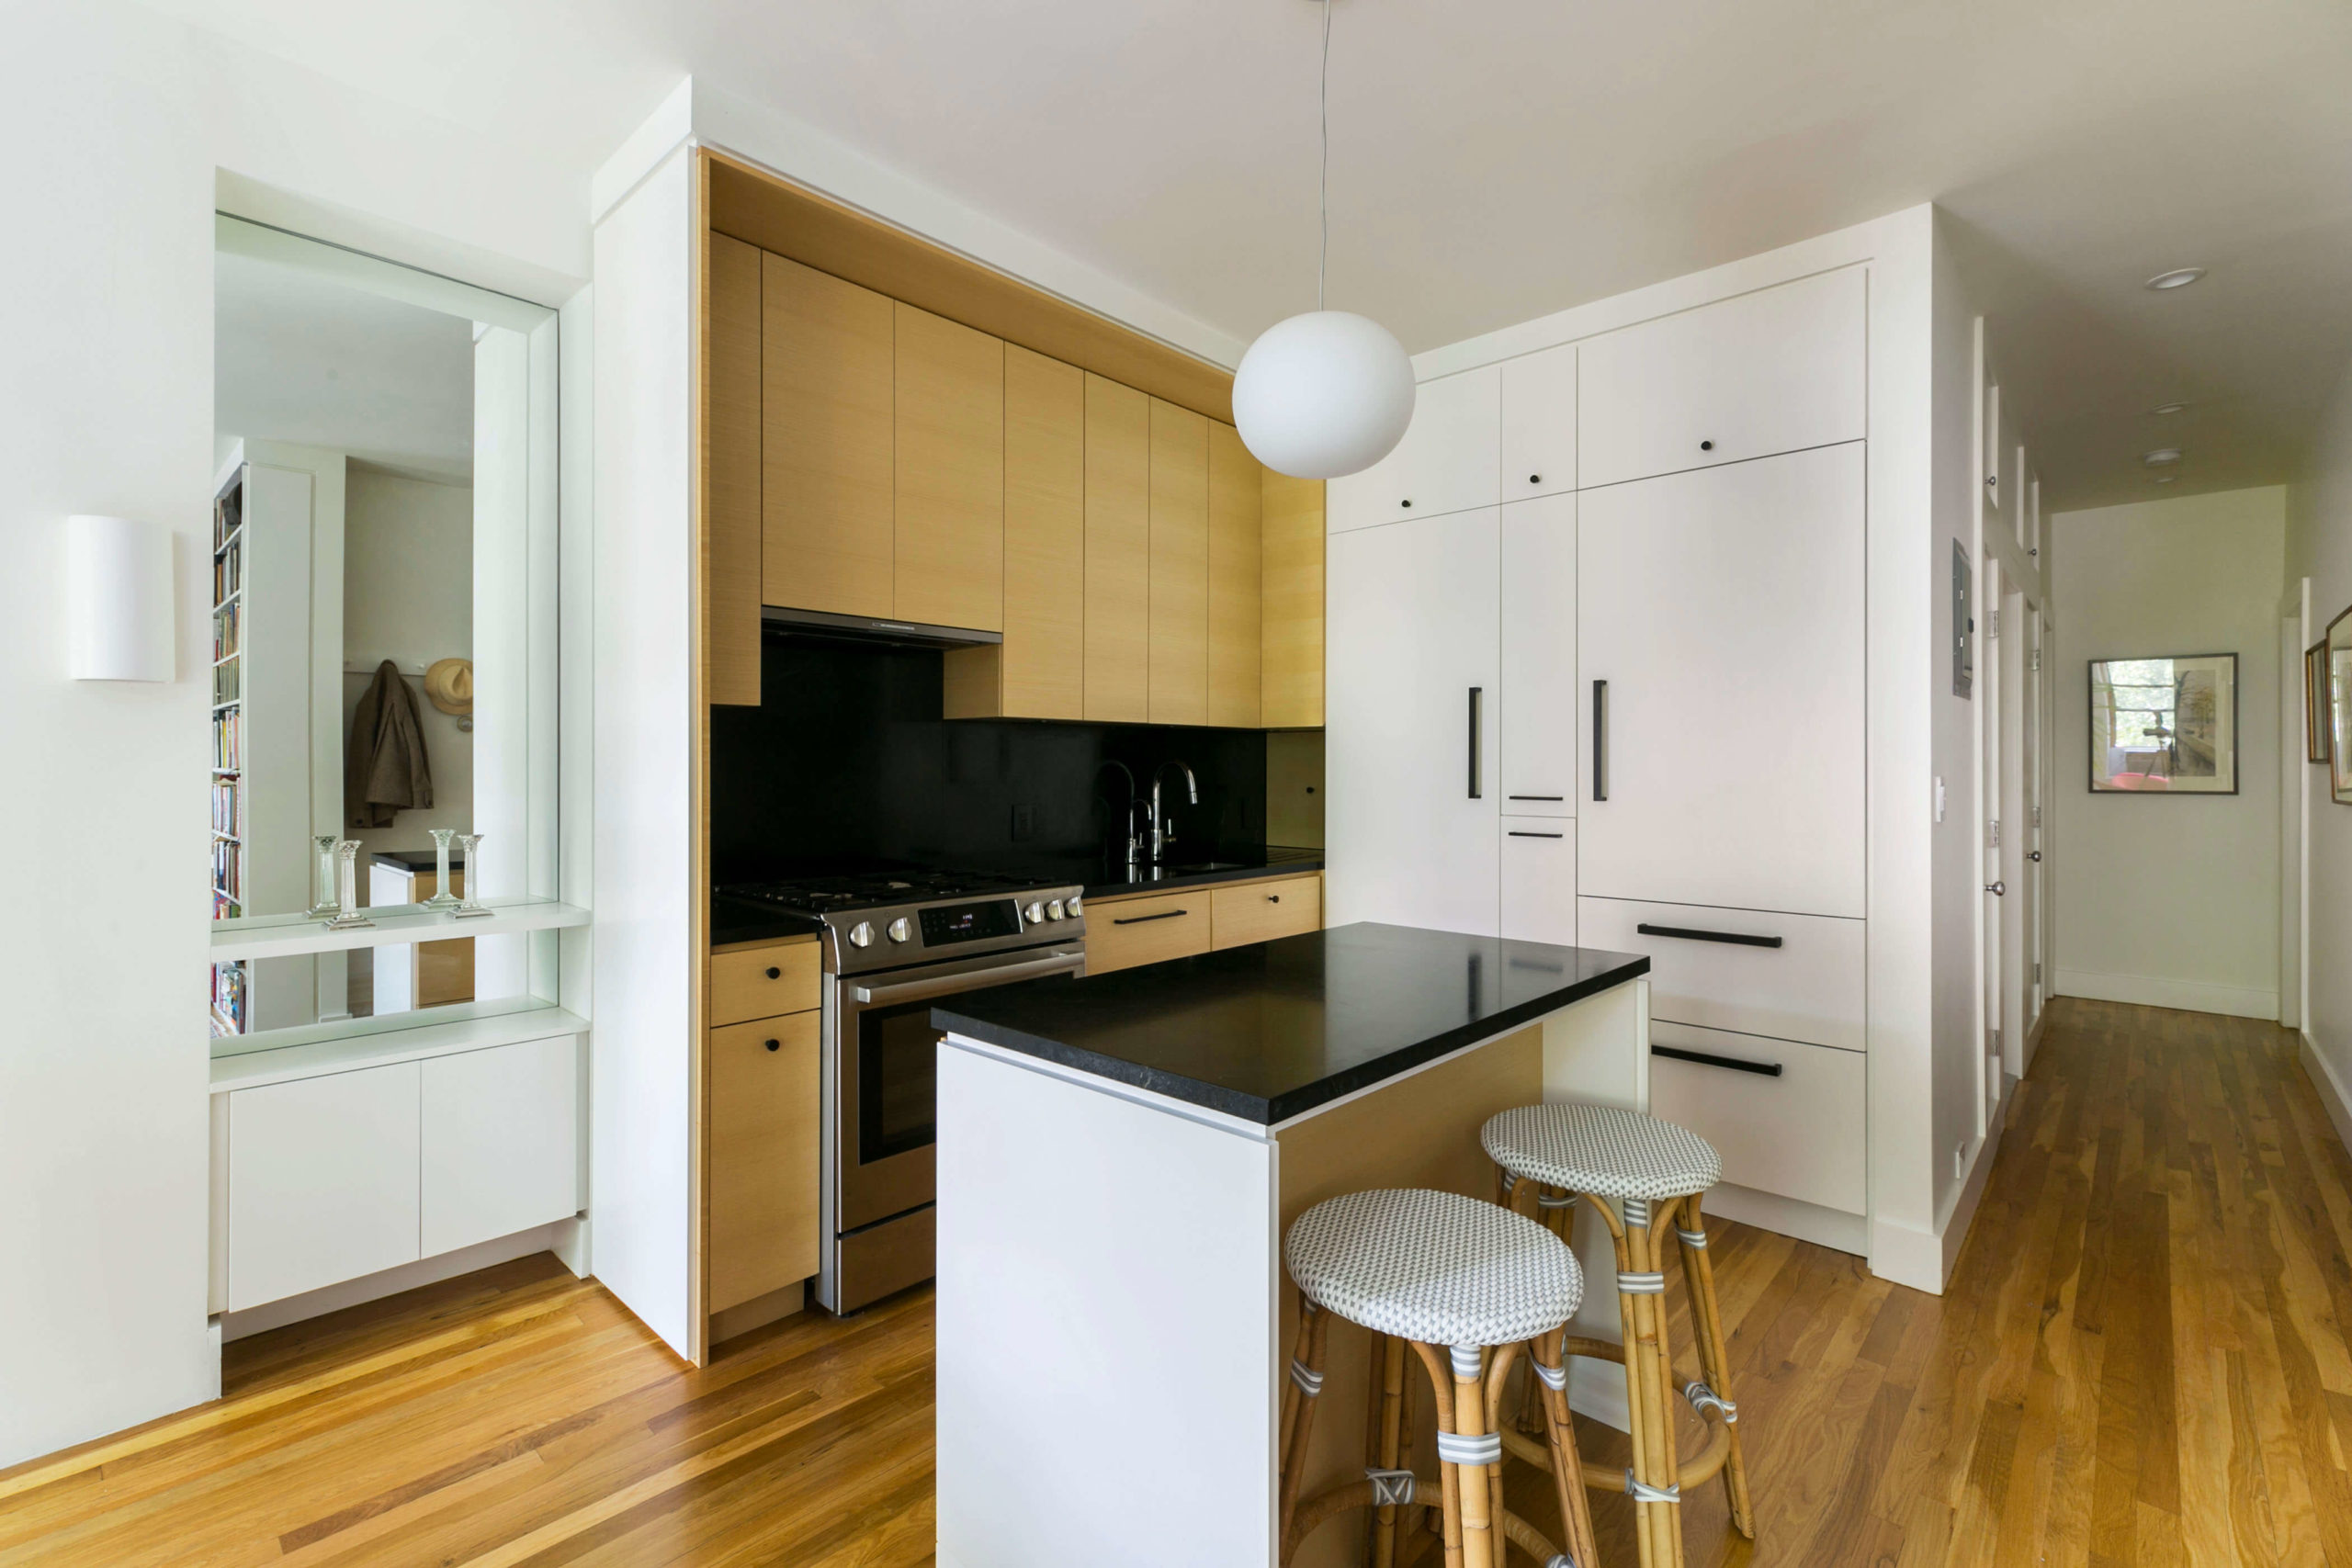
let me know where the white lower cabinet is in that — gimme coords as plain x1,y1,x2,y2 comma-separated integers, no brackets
1500,819,1577,946
1576,896,1865,1053
1646,1021,1864,1215
227,1061,423,1312
422,1035,581,1257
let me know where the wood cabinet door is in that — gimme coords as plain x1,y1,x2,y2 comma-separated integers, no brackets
762,253,895,618
1499,341,1577,502
1499,494,1576,817
998,344,1085,717
1261,469,1326,728
1209,874,1320,948
1084,374,1150,722
1577,442,1864,918
1148,399,1209,726
1577,266,1865,491
895,303,1004,631
1326,508,1500,935
1207,422,1262,728
1086,891,1214,975
1327,363,1500,530
705,232,763,705
708,1011,822,1314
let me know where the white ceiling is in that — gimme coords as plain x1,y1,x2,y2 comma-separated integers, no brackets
162,0,2352,509
214,250,474,480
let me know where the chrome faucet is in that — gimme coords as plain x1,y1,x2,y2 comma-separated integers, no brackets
1095,761,1141,870
1146,760,1198,864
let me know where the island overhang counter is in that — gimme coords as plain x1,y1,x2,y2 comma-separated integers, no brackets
931,921,1654,1568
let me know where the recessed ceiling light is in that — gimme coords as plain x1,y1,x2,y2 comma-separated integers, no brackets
2143,447,2183,467
2145,267,2207,290
2150,402,2190,415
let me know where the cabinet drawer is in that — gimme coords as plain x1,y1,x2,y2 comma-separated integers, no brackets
710,939,822,1026
1327,365,1499,531
1210,875,1321,949
708,1012,822,1314
1500,820,1576,947
1578,897,1863,1053
1577,268,1865,490
1086,891,1214,975
1647,1022,1864,1215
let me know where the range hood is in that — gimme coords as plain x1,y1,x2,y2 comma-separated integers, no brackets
761,604,1002,649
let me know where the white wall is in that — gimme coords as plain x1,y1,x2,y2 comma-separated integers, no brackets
0,0,585,1468
2290,367,2352,1123
2050,488,2286,1020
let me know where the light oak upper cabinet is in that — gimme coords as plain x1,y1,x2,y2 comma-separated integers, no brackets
1328,364,1500,532
1148,400,1210,726
705,233,763,706
1084,375,1151,722
1261,468,1326,728
763,254,896,618
1206,422,1262,728
1499,342,1576,501
895,303,1004,631
1577,267,1865,491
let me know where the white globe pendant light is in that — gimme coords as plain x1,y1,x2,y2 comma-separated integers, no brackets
1232,0,1414,479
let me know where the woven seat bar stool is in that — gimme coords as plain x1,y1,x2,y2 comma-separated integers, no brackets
1481,1103,1757,1568
1280,1188,1602,1568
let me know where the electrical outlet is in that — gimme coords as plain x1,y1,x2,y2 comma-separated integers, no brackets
1954,1144,1965,1180
1009,804,1036,841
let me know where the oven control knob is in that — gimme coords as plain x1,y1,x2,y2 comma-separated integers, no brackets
1023,901,1046,924
1046,899,1066,920
1067,895,1083,917
848,920,875,949
887,917,913,943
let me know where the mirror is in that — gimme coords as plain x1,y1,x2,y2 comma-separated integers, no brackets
209,217,558,1042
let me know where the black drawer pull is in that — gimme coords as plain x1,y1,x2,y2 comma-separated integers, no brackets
1636,922,1782,950
1509,830,1565,839
764,1038,781,1053
1268,895,1281,902
764,966,781,979
1508,795,1565,802
1653,1043,1781,1077
1113,908,1189,926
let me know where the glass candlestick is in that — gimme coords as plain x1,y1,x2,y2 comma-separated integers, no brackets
325,840,375,930
305,834,341,918
423,828,461,909
452,833,492,918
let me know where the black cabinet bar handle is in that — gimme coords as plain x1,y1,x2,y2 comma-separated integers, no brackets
1653,1043,1782,1077
1467,687,1484,799
1113,908,1189,926
1508,794,1565,801
1509,830,1566,839
1592,680,1608,801
1636,921,1784,950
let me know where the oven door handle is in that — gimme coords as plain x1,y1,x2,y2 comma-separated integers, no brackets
849,949,1087,1006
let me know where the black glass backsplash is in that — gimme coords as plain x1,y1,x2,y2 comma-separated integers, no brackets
709,637,1270,884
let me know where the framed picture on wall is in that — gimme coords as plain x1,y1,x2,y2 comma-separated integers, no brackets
2308,637,2333,765
2330,607,2352,804
2087,652,2238,794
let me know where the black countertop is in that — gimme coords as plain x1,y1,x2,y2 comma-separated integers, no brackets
708,849,1325,949
933,922,1648,1125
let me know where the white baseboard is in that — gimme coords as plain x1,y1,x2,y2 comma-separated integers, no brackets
1700,1181,1866,1258
1868,1071,2015,1298
217,1221,582,1342
2055,967,2278,1021
2301,1032,2352,1156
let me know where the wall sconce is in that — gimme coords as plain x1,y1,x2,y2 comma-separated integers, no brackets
68,514,173,682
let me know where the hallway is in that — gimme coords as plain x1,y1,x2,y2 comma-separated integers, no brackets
1,998,2345,1566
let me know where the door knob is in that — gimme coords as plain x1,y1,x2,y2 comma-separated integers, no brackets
1985,881,2007,897
2028,851,2041,863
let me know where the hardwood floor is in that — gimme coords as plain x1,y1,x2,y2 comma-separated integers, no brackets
3,997,2346,1565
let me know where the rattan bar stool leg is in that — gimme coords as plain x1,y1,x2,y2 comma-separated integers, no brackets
1618,1194,1687,1568
1277,1300,1330,1555
1530,1328,1603,1568
1676,1201,1755,1538
1369,1331,1413,1568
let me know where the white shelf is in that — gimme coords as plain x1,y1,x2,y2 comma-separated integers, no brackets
209,897,592,963
210,1003,589,1095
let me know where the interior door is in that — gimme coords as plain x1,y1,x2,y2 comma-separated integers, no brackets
1577,444,1865,918
1328,509,1501,934
1980,556,2005,1123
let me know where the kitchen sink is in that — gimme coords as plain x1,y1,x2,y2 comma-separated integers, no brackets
1164,862,1250,874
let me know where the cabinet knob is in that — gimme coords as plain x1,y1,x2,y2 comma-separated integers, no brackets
1268,894,1281,903
1400,498,1413,508
1528,473,1541,484
1700,440,1714,451
764,1038,781,1052
764,966,780,979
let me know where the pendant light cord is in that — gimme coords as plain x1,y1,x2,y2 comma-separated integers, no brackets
1318,0,1331,311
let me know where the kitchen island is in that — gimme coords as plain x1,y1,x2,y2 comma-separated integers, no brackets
932,922,1652,1568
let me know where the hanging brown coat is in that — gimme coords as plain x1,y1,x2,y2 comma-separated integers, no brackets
347,660,435,829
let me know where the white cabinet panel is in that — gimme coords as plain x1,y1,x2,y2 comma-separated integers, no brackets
1500,495,1575,816
1647,1021,1864,1214
228,1062,421,1310
1500,819,1576,946
1328,509,1499,934
1577,896,1864,1053
1577,268,1865,491
1500,343,1576,501
1327,365,1499,531
1577,444,1865,918
421,1036,582,1257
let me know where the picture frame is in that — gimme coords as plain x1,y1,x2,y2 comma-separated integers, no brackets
2330,606,2352,805
2087,652,2238,794
2307,637,2332,765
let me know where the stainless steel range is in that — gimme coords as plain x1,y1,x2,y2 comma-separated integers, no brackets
718,869,1087,1313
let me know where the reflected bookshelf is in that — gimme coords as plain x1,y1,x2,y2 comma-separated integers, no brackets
211,466,247,1039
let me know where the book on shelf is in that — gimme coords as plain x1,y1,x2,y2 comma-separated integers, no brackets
211,709,243,771
212,599,241,660
209,961,246,1033
210,774,243,838
211,536,243,603
213,482,243,552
